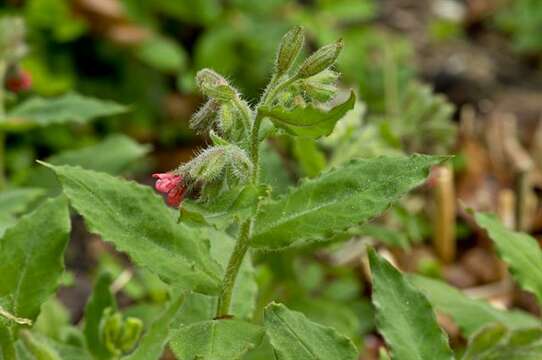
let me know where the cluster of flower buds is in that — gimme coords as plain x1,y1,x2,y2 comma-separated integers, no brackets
99,308,143,357
271,26,343,108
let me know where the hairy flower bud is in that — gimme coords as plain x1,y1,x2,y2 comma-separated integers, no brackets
190,99,219,134
275,26,304,76
185,146,228,182
196,69,237,102
297,39,343,79
302,70,339,102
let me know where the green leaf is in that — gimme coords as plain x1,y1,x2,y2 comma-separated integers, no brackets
2,93,126,131
181,184,268,229
46,135,150,174
28,135,150,189
251,155,445,249
475,213,542,305
83,273,116,359
136,36,187,72
259,91,355,138
264,302,357,360
368,248,453,360
463,324,542,360
125,295,185,360
0,188,44,215
46,164,222,294
170,320,264,360
409,275,539,336
292,138,326,178
0,196,70,323
0,188,44,237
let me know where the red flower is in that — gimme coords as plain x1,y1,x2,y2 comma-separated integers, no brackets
5,70,32,93
152,172,186,207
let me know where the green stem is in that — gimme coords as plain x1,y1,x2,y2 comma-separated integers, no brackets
249,112,263,183
0,61,6,191
216,220,251,317
0,326,16,360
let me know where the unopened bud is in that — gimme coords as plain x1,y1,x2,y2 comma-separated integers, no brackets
196,69,237,102
302,70,339,102
275,26,304,76
209,129,230,146
190,99,219,134
218,102,235,134
186,146,228,182
119,317,143,353
297,39,343,79
227,146,253,181
100,309,123,356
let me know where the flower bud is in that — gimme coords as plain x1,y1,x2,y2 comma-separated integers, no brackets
297,39,343,79
302,70,339,102
275,26,304,76
190,99,219,134
100,309,123,356
196,69,237,102
227,146,253,181
186,146,228,182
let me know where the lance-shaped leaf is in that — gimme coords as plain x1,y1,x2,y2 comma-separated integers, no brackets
170,320,264,360
0,196,70,323
84,273,116,359
251,155,445,249
259,91,355,138
475,213,542,305
45,163,222,294
126,295,185,360
264,302,357,360
409,275,539,336
463,324,542,360
2,93,126,131
369,249,453,360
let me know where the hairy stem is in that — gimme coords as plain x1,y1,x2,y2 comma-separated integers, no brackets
216,73,291,317
216,220,251,317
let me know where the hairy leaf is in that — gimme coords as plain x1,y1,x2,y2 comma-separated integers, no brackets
126,295,185,360
46,163,222,294
0,196,70,323
369,249,453,360
264,302,357,360
410,275,539,336
3,93,126,131
259,91,355,138
251,155,444,249
170,319,264,360
84,273,116,359
463,324,542,360
475,213,542,305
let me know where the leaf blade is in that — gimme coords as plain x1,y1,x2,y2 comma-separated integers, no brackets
369,249,453,360
409,274,540,336
251,155,445,249
475,213,542,305
264,302,357,360
47,163,222,294
0,196,70,322
259,91,355,138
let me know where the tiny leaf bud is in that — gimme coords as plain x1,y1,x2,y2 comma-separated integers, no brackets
119,317,143,353
297,39,343,79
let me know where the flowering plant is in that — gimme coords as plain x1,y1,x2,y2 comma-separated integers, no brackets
0,26,464,360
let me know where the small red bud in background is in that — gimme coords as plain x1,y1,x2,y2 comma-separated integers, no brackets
5,69,32,93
